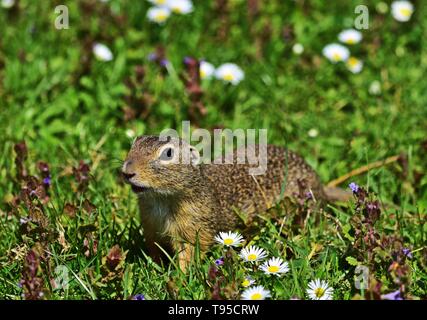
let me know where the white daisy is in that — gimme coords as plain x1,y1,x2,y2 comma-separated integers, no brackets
346,57,363,74
322,43,350,63
391,1,414,22
147,6,171,24
292,43,304,55
214,231,244,247
308,128,319,138
306,279,334,300
93,43,113,62
376,2,389,14
147,0,168,6
126,129,136,139
338,29,362,45
369,80,382,95
241,285,271,300
215,63,245,85
240,245,267,263
260,257,290,276
200,61,215,80
1,0,15,8
241,276,255,288
166,0,193,14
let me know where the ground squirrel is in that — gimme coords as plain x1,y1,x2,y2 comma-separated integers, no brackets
122,135,349,269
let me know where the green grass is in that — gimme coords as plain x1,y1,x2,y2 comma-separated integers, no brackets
0,0,426,300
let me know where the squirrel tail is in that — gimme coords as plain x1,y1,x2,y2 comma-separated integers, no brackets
322,154,403,203
323,186,352,203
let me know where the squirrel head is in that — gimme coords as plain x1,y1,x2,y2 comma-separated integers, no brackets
122,135,201,195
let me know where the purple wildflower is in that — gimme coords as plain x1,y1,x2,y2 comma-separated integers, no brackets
183,56,193,65
43,176,51,186
381,290,403,300
132,294,145,300
159,59,169,67
402,248,413,259
20,250,45,299
208,265,218,281
349,182,359,193
215,257,224,266
147,52,157,61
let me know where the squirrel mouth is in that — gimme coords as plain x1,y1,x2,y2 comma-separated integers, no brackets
121,172,149,194
130,183,149,194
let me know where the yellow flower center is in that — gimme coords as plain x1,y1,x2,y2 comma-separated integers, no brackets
156,0,166,4
223,238,233,245
345,38,356,45
242,279,250,287
250,293,262,300
172,7,182,14
247,254,257,261
267,265,280,273
400,8,412,17
314,288,325,298
332,53,342,61
200,70,206,79
223,73,234,81
347,57,359,67
155,13,167,22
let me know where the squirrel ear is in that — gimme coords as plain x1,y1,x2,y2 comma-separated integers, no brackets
189,146,200,166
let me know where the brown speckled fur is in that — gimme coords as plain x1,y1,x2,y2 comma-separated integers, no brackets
122,135,341,270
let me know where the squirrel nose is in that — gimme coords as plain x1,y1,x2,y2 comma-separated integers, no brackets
123,159,134,172
122,160,136,181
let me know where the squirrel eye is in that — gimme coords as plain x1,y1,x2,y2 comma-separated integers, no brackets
159,147,174,161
